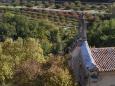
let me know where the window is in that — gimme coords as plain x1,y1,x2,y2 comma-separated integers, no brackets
90,71,98,83
90,74,98,79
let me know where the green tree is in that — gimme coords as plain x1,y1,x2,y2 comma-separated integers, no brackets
88,19,115,47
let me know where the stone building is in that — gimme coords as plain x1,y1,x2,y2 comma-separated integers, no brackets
69,13,115,86
70,41,115,86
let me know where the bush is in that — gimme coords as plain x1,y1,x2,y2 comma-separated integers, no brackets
0,38,45,85
63,2,71,10
55,4,62,9
35,57,74,86
26,3,34,7
44,2,50,8
13,59,42,86
13,56,75,86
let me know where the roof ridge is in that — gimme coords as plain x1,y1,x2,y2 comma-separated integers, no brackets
80,41,97,70
91,47,115,49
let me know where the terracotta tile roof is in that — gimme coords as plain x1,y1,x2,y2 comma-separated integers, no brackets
91,47,115,72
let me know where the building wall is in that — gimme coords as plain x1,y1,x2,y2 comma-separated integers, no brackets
70,46,80,82
70,46,88,86
88,72,115,86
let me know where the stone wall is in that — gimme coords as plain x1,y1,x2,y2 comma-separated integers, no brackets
70,46,88,86
88,72,115,86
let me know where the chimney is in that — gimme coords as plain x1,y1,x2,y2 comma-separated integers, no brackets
78,13,87,41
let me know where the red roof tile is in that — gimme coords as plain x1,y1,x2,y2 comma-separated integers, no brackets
91,47,115,72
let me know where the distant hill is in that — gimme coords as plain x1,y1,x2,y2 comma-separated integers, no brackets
80,0,114,3
0,0,114,3
49,0,114,3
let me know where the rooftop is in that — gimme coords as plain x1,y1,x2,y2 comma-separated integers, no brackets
91,47,115,72
80,41,115,72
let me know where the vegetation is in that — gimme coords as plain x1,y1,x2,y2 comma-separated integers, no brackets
0,38,76,86
1,11,114,48
0,1,111,12
0,12,77,54
0,12,77,86
0,2,114,86
88,18,115,47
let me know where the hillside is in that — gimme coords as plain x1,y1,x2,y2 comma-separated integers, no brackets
0,1,114,86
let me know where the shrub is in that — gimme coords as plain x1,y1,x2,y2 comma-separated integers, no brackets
13,59,42,86
63,2,71,10
35,57,74,86
13,56,75,86
55,4,62,9
26,3,34,7
44,2,50,8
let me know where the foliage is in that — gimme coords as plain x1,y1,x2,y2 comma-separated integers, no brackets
55,4,62,9
63,2,71,10
0,8,114,86
0,38,45,85
13,56,75,86
26,3,34,7
13,59,42,86
88,19,115,47
0,12,77,54
0,15,77,84
0,38,76,86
